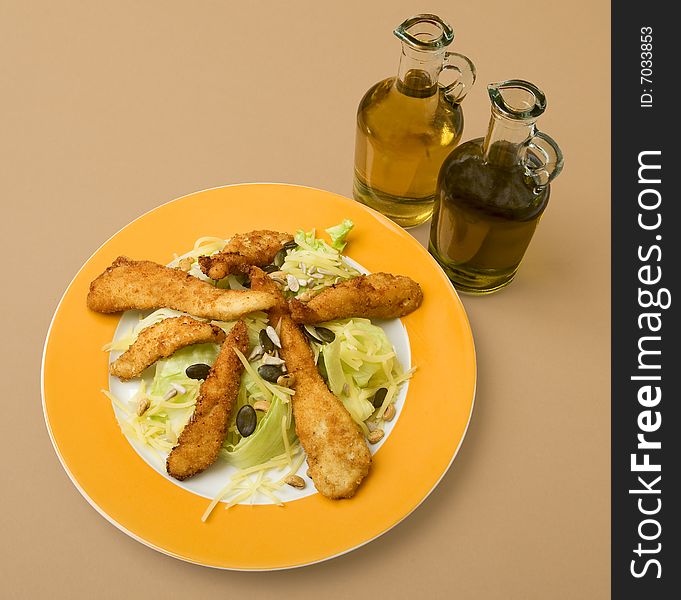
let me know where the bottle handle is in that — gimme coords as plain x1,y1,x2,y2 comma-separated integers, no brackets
439,52,476,104
520,129,564,188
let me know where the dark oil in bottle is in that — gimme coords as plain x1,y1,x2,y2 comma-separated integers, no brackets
429,139,550,294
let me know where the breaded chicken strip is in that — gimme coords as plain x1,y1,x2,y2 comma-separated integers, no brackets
279,316,371,499
289,272,423,324
248,266,288,319
166,320,249,480
199,230,294,280
249,266,371,499
109,316,226,381
87,256,274,320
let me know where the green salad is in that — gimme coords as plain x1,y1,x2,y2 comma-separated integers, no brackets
104,221,413,518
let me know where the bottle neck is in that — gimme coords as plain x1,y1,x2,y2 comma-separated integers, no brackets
396,44,442,98
482,110,535,168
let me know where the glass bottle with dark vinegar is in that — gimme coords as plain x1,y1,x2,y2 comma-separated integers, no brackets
354,14,475,228
430,80,564,293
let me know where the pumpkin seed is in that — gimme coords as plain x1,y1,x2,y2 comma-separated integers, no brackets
372,387,388,409
274,249,286,267
303,325,323,344
236,405,257,437
186,363,211,380
283,240,298,251
262,264,279,273
259,328,275,353
315,327,335,343
258,364,284,382
265,325,281,348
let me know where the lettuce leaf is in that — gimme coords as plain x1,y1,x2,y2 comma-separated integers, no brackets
150,343,220,398
325,219,354,251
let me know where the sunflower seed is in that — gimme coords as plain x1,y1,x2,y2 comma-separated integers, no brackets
286,274,300,292
253,400,271,412
136,397,150,416
367,429,385,444
163,388,178,401
296,290,317,302
171,383,186,395
248,345,264,360
262,354,285,366
276,374,296,387
268,271,287,285
285,475,306,489
178,257,194,272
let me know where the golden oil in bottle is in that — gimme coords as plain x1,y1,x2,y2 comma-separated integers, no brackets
354,73,464,227
353,15,475,228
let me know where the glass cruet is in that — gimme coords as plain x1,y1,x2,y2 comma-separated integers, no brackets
429,79,564,294
353,14,476,228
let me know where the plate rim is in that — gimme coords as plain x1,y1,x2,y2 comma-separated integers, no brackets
41,182,477,571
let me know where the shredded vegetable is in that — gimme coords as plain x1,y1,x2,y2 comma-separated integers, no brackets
311,318,414,433
279,227,360,297
220,347,296,469
104,222,414,516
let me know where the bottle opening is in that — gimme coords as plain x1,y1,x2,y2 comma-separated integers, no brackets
488,80,547,120
394,14,454,50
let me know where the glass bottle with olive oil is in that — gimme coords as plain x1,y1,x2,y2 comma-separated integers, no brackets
430,80,564,294
353,14,476,228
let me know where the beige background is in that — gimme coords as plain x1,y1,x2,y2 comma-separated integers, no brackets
1,1,610,598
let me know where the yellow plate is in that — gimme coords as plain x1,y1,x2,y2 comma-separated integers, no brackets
42,183,476,570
